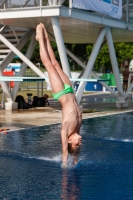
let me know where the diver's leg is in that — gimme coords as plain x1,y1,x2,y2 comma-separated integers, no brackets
36,24,64,93
41,23,72,86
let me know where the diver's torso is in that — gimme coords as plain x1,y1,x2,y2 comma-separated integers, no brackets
59,93,82,136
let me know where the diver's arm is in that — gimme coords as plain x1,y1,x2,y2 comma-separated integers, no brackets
61,129,68,167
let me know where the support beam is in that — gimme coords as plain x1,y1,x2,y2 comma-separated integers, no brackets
125,82,133,99
48,31,117,96
0,33,46,79
51,17,71,78
65,48,118,97
105,28,124,102
11,32,36,101
76,28,107,104
1,29,34,71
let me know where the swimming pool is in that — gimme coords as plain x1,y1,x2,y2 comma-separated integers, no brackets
0,112,133,199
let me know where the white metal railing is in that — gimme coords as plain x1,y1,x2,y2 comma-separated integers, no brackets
1,0,131,23
122,0,133,23
0,0,73,9
123,4,133,10
122,0,132,6
0,0,132,11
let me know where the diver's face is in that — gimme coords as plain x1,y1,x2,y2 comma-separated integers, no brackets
68,133,82,150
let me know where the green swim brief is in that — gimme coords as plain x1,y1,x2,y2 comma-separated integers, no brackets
52,84,74,101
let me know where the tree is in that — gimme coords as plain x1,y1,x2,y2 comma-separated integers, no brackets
12,35,133,72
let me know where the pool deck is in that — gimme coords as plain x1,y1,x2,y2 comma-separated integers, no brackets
0,92,133,132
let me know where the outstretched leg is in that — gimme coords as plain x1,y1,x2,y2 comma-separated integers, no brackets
36,24,64,94
40,23,72,87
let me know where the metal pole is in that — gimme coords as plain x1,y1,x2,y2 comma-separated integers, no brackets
53,0,57,5
125,82,133,99
1,92,4,108
48,0,53,6
41,81,43,96
40,0,42,6
0,25,6,33
69,0,72,16
11,32,37,101
51,17,71,78
37,82,39,96
9,0,11,8
69,0,72,8
10,26,19,43
0,33,46,79
76,28,107,104
105,28,124,100
126,0,129,23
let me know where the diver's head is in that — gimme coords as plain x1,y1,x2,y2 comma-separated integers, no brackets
68,133,82,156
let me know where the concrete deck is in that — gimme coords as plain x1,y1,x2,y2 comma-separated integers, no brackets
0,93,133,132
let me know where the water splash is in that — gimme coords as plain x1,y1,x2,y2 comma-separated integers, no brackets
36,154,62,162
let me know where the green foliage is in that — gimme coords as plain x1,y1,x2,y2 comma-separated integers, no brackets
114,42,133,64
43,0,48,6
12,35,133,72
62,0,69,7
65,43,87,70
95,45,110,71
86,42,133,71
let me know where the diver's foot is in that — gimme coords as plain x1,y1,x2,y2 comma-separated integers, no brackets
35,23,44,41
40,23,49,39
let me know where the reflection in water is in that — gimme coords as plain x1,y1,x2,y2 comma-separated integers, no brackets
61,170,81,200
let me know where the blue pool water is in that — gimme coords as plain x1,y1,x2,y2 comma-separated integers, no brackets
0,112,133,199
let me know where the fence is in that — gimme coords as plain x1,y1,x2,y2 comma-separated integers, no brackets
20,71,47,92
0,0,132,18
0,0,131,9
0,0,71,9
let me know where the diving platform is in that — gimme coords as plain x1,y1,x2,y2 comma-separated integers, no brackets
0,4,133,43
0,76,109,82
0,0,133,110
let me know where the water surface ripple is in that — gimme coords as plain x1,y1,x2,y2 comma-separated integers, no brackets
0,113,133,199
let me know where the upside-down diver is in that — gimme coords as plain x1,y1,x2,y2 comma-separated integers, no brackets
36,23,82,167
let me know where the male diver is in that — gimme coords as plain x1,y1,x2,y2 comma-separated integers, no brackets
36,23,82,167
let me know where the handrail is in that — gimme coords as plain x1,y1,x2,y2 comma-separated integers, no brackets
0,0,132,11
69,0,72,9
0,0,69,9
0,25,6,33
0,0,41,9
125,0,129,23
122,4,133,10
22,0,31,7
0,0,8,8
10,26,19,44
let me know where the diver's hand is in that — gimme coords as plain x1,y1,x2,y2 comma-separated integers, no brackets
61,162,67,168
